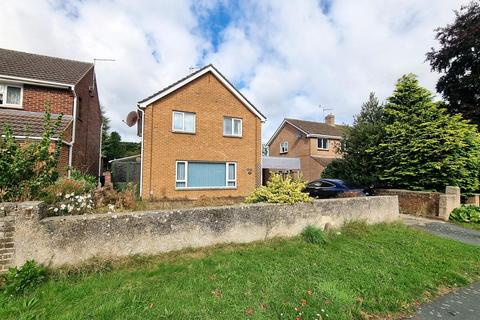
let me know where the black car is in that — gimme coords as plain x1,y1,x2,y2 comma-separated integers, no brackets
304,179,366,199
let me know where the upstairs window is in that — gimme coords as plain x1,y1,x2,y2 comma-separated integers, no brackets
0,84,22,107
317,138,329,150
172,111,195,133
223,117,242,137
280,141,288,153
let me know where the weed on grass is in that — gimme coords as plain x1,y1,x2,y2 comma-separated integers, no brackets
301,225,329,244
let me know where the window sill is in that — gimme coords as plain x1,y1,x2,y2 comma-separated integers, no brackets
317,148,329,151
223,134,242,138
172,130,196,135
175,186,237,191
279,151,288,154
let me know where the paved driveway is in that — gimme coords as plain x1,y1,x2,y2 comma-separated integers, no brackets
401,215,480,319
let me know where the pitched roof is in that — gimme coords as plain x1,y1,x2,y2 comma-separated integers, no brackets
266,118,346,146
0,109,72,139
285,118,346,137
137,64,266,121
0,48,93,85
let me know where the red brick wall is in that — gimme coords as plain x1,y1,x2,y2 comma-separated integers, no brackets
22,85,74,115
71,68,101,177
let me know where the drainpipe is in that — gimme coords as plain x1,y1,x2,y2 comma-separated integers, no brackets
97,122,103,186
137,107,145,197
68,86,77,178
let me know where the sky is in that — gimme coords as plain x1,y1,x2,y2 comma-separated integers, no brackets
0,0,469,142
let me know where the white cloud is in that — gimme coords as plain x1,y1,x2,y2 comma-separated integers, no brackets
0,0,470,143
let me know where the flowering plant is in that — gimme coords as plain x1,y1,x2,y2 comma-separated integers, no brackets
48,192,94,215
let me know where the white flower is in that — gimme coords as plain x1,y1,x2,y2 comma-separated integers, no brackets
54,208,59,212
60,204,66,210
108,204,115,211
87,205,92,209
65,194,71,199
75,195,79,199
67,204,74,212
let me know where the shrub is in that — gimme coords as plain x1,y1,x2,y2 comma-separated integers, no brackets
245,174,312,204
301,225,328,244
70,168,97,192
93,183,138,212
1,260,46,297
0,106,63,202
341,220,370,237
450,205,480,223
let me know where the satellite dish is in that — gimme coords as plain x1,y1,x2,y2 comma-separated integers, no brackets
125,111,139,127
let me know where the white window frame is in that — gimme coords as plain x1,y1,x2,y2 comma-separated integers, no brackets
226,162,237,187
223,117,242,137
175,161,188,188
280,141,288,154
175,161,237,190
317,138,329,150
0,83,23,108
172,111,195,133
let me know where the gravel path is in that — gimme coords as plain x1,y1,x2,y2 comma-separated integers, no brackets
401,215,480,319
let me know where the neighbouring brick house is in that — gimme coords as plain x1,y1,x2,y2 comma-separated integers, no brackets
266,116,345,182
0,48,102,176
137,64,266,200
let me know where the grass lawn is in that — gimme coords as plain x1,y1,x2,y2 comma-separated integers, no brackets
1,222,480,320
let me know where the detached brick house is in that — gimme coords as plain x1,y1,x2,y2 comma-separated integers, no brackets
267,116,344,182
0,48,102,176
137,64,266,200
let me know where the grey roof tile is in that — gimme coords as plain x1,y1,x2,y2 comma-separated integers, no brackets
0,48,92,85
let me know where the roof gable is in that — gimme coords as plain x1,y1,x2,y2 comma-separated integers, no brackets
137,65,266,122
0,48,93,86
267,118,345,146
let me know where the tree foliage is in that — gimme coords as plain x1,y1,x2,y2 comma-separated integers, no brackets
322,93,385,186
372,74,480,192
426,1,480,127
0,106,63,201
323,75,480,192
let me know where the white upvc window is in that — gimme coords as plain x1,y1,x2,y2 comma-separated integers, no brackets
0,83,23,108
223,117,242,137
317,138,329,150
175,161,237,189
280,141,288,153
226,162,237,187
172,111,195,133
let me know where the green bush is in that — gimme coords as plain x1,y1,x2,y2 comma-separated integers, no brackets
70,168,97,192
450,205,480,223
301,225,328,244
0,106,63,202
245,173,312,204
1,260,46,297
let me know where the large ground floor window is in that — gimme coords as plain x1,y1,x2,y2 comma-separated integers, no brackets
176,161,237,189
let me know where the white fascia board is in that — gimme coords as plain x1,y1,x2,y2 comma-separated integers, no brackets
307,134,343,140
0,75,72,89
137,66,266,122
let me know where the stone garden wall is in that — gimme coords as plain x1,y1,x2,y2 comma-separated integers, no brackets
0,196,399,269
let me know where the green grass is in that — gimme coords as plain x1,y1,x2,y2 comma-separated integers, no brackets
2,222,480,320
451,221,480,231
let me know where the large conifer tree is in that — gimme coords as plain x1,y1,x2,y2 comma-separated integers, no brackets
373,74,480,192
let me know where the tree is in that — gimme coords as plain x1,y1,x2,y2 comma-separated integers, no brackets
101,107,111,157
372,74,480,192
322,93,385,186
103,131,125,165
426,1,480,128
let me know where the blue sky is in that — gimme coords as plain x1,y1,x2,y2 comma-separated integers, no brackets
1,0,469,141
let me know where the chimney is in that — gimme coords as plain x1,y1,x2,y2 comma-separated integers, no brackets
325,114,335,126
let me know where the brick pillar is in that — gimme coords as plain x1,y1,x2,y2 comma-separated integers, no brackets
0,206,16,272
